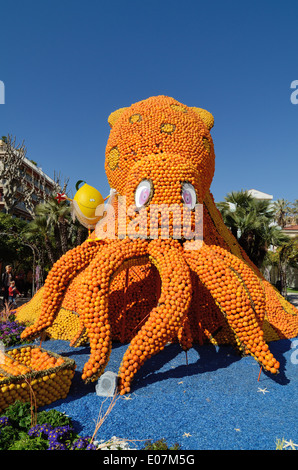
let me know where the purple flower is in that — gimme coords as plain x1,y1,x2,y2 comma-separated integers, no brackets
71,436,96,450
48,425,73,442
28,424,54,438
0,416,11,428
86,442,97,450
47,441,68,450
71,437,89,450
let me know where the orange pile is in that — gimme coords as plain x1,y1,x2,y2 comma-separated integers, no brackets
30,348,64,370
0,346,76,412
0,353,31,376
7,346,32,368
6,346,64,371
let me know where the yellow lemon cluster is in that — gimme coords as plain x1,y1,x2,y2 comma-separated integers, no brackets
46,308,88,344
0,346,75,412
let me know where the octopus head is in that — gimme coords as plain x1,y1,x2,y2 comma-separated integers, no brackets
105,95,215,202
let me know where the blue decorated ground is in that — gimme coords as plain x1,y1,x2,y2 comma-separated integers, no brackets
25,334,298,451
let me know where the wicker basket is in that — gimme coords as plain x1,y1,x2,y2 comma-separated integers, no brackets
0,345,76,413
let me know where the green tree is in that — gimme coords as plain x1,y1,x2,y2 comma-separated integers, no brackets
0,214,31,268
25,194,88,269
1,194,89,287
272,199,292,228
35,196,71,256
267,236,298,296
217,190,287,268
0,213,37,296
25,215,56,266
289,200,298,225
68,218,88,247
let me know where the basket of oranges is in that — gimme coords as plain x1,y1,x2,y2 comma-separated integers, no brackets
0,345,76,413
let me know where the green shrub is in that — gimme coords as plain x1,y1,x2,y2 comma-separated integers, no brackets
142,438,181,450
8,431,49,450
0,426,20,450
2,401,32,430
36,408,73,427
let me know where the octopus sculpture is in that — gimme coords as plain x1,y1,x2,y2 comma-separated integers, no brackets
20,95,298,394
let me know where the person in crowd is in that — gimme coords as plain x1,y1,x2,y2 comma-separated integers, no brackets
1,265,14,306
275,279,282,294
8,280,20,307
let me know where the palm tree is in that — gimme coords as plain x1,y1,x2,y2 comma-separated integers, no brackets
68,218,88,247
272,199,292,228
35,196,71,256
289,200,298,225
25,214,56,265
217,190,286,268
217,191,254,239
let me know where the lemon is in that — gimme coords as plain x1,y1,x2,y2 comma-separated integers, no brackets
73,183,104,219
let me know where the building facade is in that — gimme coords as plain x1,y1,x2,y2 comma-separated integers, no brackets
0,139,56,220
247,189,273,201
281,225,298,239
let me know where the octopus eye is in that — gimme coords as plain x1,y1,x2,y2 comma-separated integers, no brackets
135,179,153,208
181,182,197,210
89,198,95,202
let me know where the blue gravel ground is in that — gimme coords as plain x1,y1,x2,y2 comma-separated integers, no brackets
29,334,298,451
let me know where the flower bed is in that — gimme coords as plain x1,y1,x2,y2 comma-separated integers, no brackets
0,401,96,450
0,318,29,348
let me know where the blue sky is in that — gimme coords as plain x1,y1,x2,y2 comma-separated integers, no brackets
0,0,297,203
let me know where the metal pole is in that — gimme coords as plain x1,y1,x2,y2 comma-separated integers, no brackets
23,243,35,297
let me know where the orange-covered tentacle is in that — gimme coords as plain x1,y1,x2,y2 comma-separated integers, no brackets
21,239,103,341
78,238,149,383
207,244,267,325
118,239,192,395
262,279,298,339
183,242,280,374
177,316,193,351
69,319,87,347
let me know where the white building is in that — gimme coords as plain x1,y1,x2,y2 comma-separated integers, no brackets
247,189,273,201
281,225,298,239
0,139,56,220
